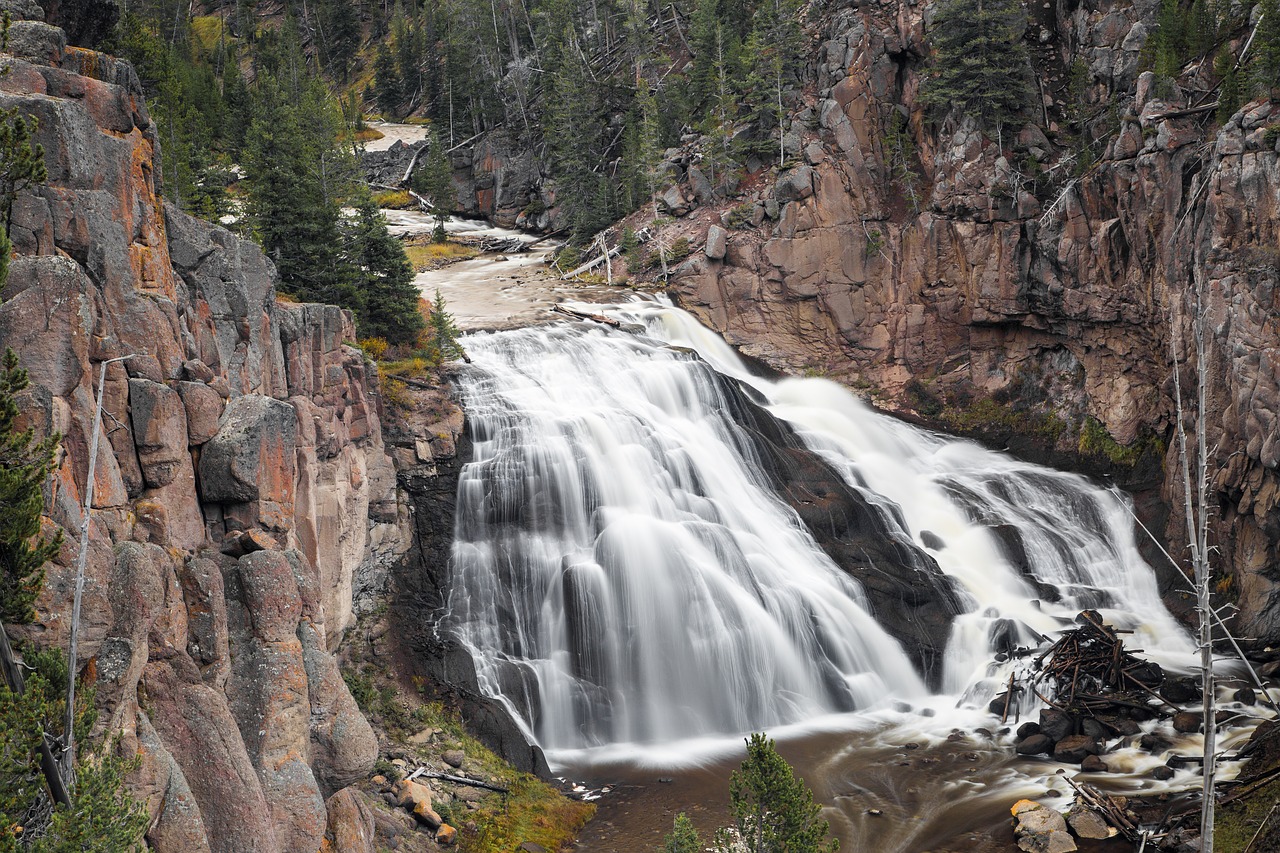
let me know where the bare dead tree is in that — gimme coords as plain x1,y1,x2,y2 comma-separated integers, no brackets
62,355,134,782
1169,277,1215,851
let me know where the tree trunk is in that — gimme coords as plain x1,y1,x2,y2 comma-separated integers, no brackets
0,623,71,807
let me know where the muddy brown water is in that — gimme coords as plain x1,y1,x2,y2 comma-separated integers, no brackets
555,713,1261,852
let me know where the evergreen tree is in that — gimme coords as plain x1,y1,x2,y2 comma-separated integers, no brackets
0,107,46,231
1151,0,1189,81
243,74,355,306
744,0,803,164
427,289,464,362
411,128,455,239
1216,48,1241,123
919,0,1033,134
686,0,723,108
664,813,701,853
317,0,361,80
0,647,148,851
1253,0,1280,96
714,734,839,853
348,198,425,345
374,43,404,118
0,347,60,627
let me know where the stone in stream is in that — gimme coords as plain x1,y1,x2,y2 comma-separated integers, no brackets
1016,734,1054,756
1039,709,1074,742
1172,711,1202,733
1066,804,1115,839
1140,732,1173,753
1150,765,1175,781
1163,676,1202,703
1079,754,1109,773
1235,686,1258,705
1017,721,1041,740
1080,718,1112,739
1011,799,1077,853
1052,735,1100,764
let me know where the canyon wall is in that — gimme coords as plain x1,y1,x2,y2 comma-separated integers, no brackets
656,0,1280,648
0,9,411,851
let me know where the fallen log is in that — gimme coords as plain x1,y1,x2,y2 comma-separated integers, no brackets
406,767,510,794
553,304,620,327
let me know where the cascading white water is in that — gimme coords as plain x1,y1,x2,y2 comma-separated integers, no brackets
449,299,1195,757
450,324,928,751
612,302,1195,693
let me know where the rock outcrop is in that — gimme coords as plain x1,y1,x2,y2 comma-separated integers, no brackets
657,1,1280,647
0,10,410,851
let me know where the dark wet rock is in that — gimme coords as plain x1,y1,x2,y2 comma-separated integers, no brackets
1052,735,1101,764
1141,733,1173,753
1172,712,1202,734
1017,734,1054,756
1017,722,1042,740
1080,754,1109,773
1163,676,1202,704
1039,709,1074,742
1235,686,1258,705
1150,765,1175,781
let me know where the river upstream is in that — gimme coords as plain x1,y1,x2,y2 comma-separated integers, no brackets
401,221,1275,852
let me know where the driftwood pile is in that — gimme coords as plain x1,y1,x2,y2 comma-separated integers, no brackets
988,610,1264,776
1032,610,1169,714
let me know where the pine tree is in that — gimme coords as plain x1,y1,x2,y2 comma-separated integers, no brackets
348,198,425,345
243,74,355,306
664,813,701,853
427,289,464,362
0,107,46,231
714,734,839,853
0,647,148,851
317,0,361,80
0,347,61,628
919,0,1033,134
410,128,454,238
1253,0,1280,96
374,43,404,118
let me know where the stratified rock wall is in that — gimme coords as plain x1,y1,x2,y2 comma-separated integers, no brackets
663,1,1280,646
0,12,409,852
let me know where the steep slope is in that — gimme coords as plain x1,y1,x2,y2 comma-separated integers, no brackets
0,9,410,851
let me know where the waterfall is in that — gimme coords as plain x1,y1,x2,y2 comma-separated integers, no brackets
447,300,1194,756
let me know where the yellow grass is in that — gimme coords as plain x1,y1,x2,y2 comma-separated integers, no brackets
404,241,479,272
373,189,414,209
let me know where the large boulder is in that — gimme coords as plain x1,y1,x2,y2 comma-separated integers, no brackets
129,378,188,488
178,381,223,446
199,395,298,532
142,656,281,853
773,164,815,203
299,622,378,792
705,225,728,261
324,788,377,853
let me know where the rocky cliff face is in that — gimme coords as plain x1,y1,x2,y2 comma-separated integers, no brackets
0,12,411,851
653,0,1280,648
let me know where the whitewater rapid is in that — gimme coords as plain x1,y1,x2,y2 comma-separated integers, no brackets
445,297,1204,767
